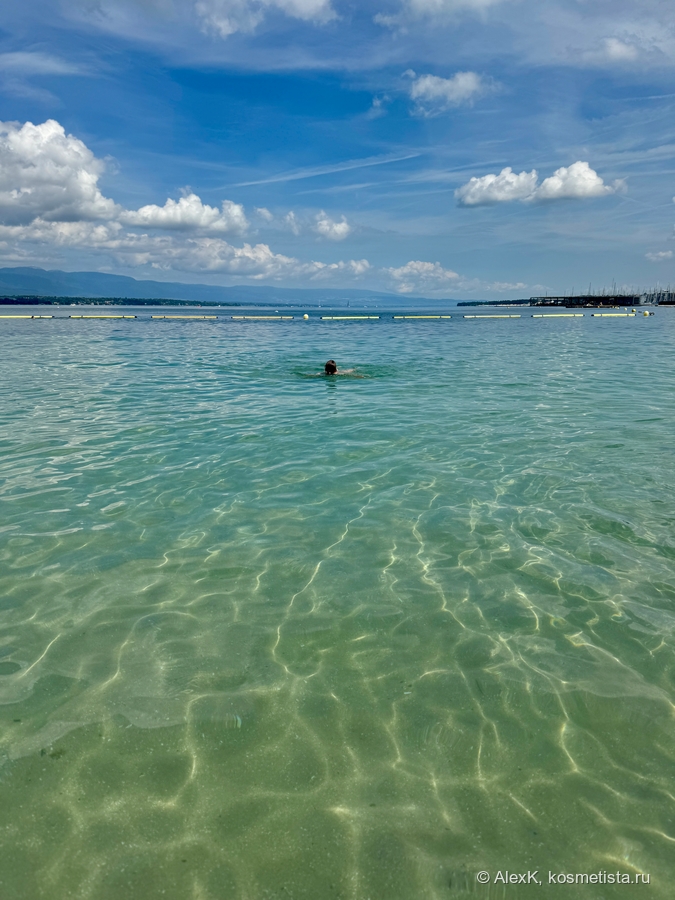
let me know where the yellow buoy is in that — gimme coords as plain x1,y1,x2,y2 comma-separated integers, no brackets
303,314,309,320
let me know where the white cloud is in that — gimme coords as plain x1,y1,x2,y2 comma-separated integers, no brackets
407,70,494,114
646,250,672,261
285,211,301,234
313,210,351,240
370,1,675,73
535,161,624,200
0,217,370,281
581,36,646,66
195,0,262,36
250,207,353,240
487,280,527,291
268,0,335,20
49,0,675,74
305,258,370,278
0,117,498,293
0,53,86,105
601,37,639,62
376,0,507,27
456,161,623,206
526,6,675,70
346,259,370,276
385,259,459,293
455,167,538,206
140,235,300,276
120,193,247,234
0,118,374,285
0,52,83,75
366,96,388,119
195,0,335,38
0,118,248,234
0,119,118,225
406,0,505,11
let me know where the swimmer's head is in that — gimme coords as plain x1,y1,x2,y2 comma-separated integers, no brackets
324,360,338,375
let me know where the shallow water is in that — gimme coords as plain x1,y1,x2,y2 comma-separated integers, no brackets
1,307,674,898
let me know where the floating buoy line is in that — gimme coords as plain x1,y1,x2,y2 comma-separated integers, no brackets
0,310,657,322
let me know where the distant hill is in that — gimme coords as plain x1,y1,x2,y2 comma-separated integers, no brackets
0,267,438,306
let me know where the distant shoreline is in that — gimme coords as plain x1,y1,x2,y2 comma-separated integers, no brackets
0,296,236,308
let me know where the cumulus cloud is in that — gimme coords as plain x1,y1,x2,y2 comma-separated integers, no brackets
120,193,248,234
139,235,300,276
195,0,335,38
0,119,119,225
406,70,494,113
456,161,623,206
313,210,351,240
282,210,353,241
0,217,371,281
535,161,624,200
646,250,672,261
455,167,538,206
385,259,459,293
0,117,373,285
0,118,249,235
0,117,476,293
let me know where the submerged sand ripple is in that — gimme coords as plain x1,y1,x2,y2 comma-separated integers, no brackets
1,312,674,897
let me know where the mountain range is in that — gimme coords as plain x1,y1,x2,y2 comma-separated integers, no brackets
0,267,437,307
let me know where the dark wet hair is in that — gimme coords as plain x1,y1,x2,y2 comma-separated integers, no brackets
324,360,338,374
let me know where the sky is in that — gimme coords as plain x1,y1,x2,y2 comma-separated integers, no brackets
0,1,675,299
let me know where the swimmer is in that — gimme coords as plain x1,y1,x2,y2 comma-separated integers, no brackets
324,359,357,376
300,360,365,378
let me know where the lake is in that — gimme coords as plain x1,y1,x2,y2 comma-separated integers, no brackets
1,305,673,898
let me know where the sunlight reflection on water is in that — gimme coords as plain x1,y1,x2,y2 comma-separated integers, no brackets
1,308,674,898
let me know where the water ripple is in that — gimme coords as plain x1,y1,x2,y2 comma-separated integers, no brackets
1,310,675,897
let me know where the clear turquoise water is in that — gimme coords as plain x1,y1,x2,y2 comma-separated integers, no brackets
1,308,674,899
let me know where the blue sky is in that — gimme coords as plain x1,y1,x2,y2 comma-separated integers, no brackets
0,0,674,298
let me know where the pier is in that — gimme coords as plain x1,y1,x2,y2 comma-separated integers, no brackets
527,294,639,308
